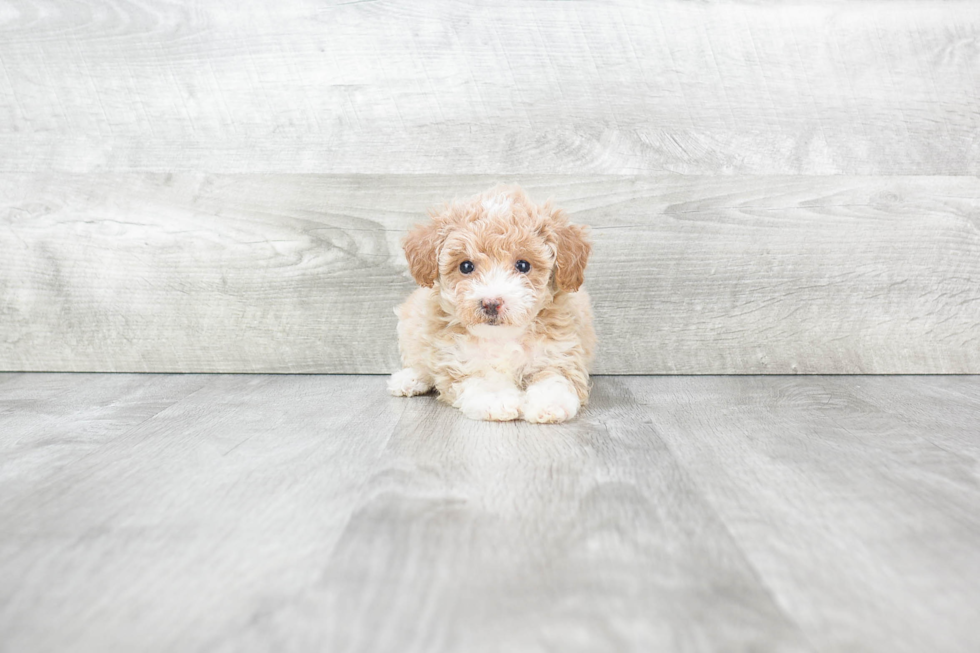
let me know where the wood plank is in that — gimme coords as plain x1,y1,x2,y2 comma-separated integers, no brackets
260,379,808,653
0,373,810,652
841,375,980,461
0,373,22,388
630,375,980,653
3,373,980,651
0,373,209,485
0,374,405,653
3,174,979,374
0,1,976,175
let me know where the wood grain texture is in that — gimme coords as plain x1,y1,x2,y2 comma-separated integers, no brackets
0,373,209,484
3,174,979,374
2,373,979,652
0,1,977,175
629,375,980,653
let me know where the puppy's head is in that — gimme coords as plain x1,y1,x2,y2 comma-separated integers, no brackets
403,185,590,331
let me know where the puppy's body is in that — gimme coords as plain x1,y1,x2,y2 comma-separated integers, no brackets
393,285,594,419
389,186,595,423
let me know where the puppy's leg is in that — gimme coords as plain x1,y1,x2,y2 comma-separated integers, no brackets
388,367,434,397
390,288,439,397
452,377,522,421
522,375,580,423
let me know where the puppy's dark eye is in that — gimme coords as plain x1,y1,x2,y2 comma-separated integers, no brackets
515,259,531,274
459,260,475,274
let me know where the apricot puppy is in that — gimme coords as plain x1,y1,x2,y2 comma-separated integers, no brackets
388,185,595,423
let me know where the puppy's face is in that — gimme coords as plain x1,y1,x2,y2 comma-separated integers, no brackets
438,217,554,330
403,187,590,332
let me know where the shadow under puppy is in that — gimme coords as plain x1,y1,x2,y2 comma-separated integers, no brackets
389,185,595,423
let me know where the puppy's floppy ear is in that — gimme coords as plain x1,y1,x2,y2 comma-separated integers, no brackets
549,211,592,292
403,219,444,287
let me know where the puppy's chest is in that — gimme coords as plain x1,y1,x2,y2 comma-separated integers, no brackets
457,333,537,376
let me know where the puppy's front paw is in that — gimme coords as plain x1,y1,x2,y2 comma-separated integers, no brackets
522,376,580,423
455,385,522,421
388,368,433,397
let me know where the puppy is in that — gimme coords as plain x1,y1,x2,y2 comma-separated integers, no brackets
388,185,595,423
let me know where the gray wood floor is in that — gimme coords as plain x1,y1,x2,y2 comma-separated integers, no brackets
1,374,978,652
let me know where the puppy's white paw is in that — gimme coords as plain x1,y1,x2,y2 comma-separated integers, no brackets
458,391,522,421
522,376,580,424
454,380,522,421
388,368,433,397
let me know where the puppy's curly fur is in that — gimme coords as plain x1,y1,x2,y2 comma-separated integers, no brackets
389,185,595,423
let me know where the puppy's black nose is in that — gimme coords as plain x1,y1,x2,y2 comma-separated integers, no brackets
481,298,502,316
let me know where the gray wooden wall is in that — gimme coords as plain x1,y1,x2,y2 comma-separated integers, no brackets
1,1,978,374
